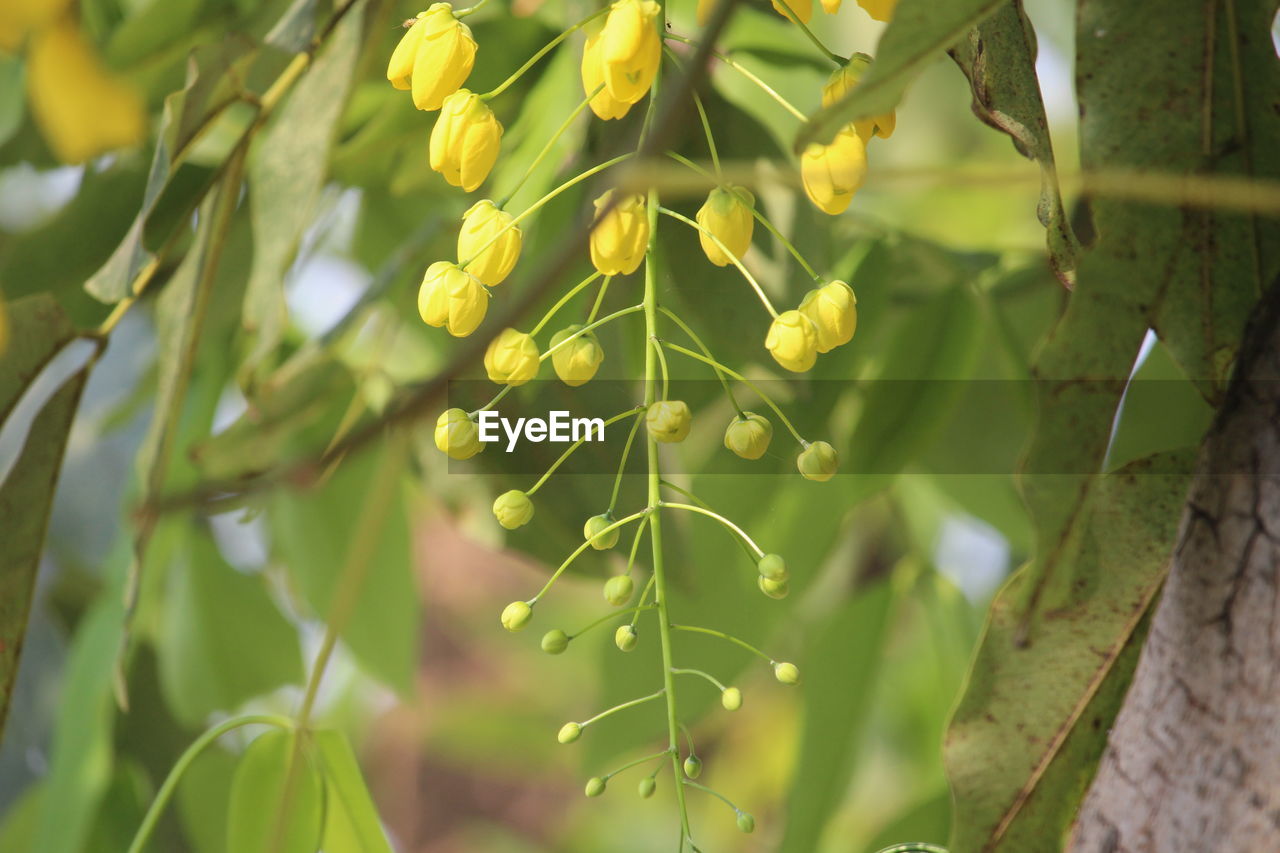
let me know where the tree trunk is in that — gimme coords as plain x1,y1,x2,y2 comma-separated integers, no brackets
1068,281,1280,851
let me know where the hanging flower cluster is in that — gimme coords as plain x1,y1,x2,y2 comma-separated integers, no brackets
387,0,898,844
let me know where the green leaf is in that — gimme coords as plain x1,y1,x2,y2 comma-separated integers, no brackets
1104,338,1214,473
314,729,393,853
945,449,1194,851
947,1,1078,286
779,579,894,853
158,528,303,725
796,0,1005,149
225,729,324,853
240,3,363,382
177,746,238,853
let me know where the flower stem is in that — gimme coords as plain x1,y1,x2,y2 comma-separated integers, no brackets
604,749,676,780
579,688,667,728
472,384,514,416
539,304,644,362
664,33,807,122
527,407,645,496
657,500,765,558
650,336,671,399
658,479,757,561
482,8,609,99
571,604,657,640
671,667,728,692
670,623,775,663
609,413,646,512
587,275,612,323
529,271,603,336
658,305,744,417
498,85,603,208
770,0,844,66
657,206,779,318
531,509,650,601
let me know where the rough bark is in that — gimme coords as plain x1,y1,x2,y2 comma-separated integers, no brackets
1068,281,1280,851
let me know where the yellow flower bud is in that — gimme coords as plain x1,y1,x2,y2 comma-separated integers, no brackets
590,190,648,276
758,575,790,599
501,600,533,631
774,661,801,685
550,325,605,386
558,722,582,743
857,0,897,22
797,440,839,481
765,310,819,373
695,186,755,267
646,400,692,443
483,328,540,386
721,687,743,711
770,0,812,24
600,0,661,105
458,200,521,286
724,412,772,460
821,0,841,12
418,262,488,336
27,22,145,164
434,408,484,459
0,0,68,50
493,490,535,529
801,125,868,216
821,57,896,140
400,3,476,111
799,280,857,353
430,90,503,192
584,514,620,550
581,24,633,120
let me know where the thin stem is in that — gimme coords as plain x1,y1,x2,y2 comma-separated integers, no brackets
658,206,778,318
532,510,650,601
498,85,603,207
579,688,667,728
527,407,645,496
604,749,676,780
664,48,722,177
632,574,657,623
661,341,806,444
658,501,765,558
453,0,492,17
683,778,743,814
770,0,844,66
127,715,293,853
587,275,612,323
571,604,657,640
671,667,728,692
472,384,514,416
679,722,697,756
665,33,807,121
530,271,603,336
650,336,671,399
626,516,652,579
482,8,609,99
670,623,774,663
658,306,743,417
658,480,756,562
539,304,644,361
609,413,646,512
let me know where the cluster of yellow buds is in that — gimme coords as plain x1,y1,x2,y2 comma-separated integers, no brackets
581,0,662,119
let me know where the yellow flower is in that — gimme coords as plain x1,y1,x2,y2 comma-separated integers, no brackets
765,310,819,372
390,3,476,111
724,412,772,460
458,200,521,286
483,328,540,386
797,440,838,481
600,0,661,105
822,56,895,140
550,325,605,386
430,90,502,192
434,408,484,459
800,125,867,216
418,261,488,337
857,0,897,22
646,400,692,443
581,24,633,120
798,280,857,352
589,190,648,275
493,490,534,529
696,186,755,267
0,0,68,50
770,0,812,24
26,22,145,165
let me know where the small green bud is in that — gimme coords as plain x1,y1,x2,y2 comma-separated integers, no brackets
721,687,743,711
615,624,638,652
757,553,788,582
758,575,790,600
492,489,534,529
737,812,756,833
638,776,656,798
723,411,773,460
774,661,801,685
541,629,570,655
583,513,620,550
603,574,634,606
797,440,839,482
558,722,582,743
683,755,703,779
585,776,606,797
646,400,693,443
501,600,533,631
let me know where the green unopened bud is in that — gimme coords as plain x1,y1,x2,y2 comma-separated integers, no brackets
492,489,534,529
757,553,788,581
797,440,839,482
558,722,582,743
721,687,743,711
584,513,620,550
774,661,801,685
638,776,656,798
541,629,570,655
603,574,634,606
683,755,703,779
501,600,532,631
723,411,772,460
615,624,638,652
585,776,607,797
737,812,756,833
645,400,692,443
758,575,790,600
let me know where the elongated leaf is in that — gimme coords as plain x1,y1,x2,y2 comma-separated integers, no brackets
945,450,1193,851
796,0,1005,149
315,729,394,853
948,1,1078,286
226,729,324,853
